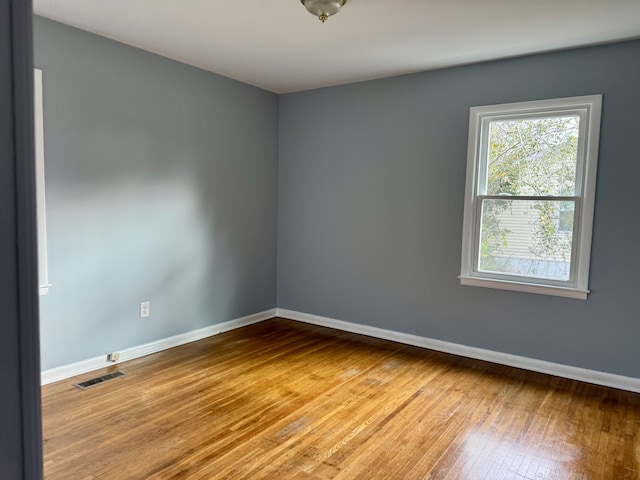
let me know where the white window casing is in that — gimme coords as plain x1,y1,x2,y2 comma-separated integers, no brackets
35,68,51,296
460,95,602,300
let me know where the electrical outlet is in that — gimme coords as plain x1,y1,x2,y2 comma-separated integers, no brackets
107,352,120,362
140,301,150,318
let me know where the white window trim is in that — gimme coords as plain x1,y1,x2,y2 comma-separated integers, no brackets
35,68,51,296
460,95,602,300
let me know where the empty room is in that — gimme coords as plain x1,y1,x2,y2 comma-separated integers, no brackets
4,0,640,478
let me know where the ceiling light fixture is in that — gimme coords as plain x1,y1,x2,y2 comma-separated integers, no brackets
301,0,346,23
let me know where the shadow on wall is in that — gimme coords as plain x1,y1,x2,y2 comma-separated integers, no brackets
35,16,278,371
39,175,240,369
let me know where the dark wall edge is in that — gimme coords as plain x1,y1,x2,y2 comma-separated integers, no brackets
1,0,43,478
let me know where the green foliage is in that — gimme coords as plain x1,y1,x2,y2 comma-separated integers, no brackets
479,200,511,272
487,116,578,197
530,201,571,263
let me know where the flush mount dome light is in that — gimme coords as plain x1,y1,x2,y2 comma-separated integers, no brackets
301,0,346,23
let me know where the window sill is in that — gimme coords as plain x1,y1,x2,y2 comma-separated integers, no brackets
39,284,51,296
459,275,588,300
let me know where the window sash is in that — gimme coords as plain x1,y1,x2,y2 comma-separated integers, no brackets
477,109,588,198
472,196,581,287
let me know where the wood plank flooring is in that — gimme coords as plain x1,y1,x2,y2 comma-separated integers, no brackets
42,318,640,479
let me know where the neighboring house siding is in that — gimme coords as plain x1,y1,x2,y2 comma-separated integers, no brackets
498,203,537,259
496,203,571,263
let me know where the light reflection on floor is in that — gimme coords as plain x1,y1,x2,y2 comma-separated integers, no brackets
458,429,581,479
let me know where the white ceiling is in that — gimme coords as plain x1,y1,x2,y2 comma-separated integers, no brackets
33,0,640,94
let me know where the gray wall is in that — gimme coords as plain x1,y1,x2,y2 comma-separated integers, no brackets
35,14,640,380
35,17,279,370
278,40,640,378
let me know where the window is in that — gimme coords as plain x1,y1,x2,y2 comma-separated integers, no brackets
35,68,51,296
460,95,602,299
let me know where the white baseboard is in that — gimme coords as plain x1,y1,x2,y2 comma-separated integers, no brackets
41,309,277,385
276,308,640,394
43,306,640,394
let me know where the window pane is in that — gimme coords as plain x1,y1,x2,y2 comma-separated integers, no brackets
557,201,574,232
485,116,579,196
479,199,575,281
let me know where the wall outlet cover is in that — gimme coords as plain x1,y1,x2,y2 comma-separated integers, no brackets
107,352,120,362
140,301,150,318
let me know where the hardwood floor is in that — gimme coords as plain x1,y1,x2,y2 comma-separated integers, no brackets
42,318,640,479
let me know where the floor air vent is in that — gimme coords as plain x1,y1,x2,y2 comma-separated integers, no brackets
74,371,126,390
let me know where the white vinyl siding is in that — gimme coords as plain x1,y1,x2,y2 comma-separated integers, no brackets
496,202,571,263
